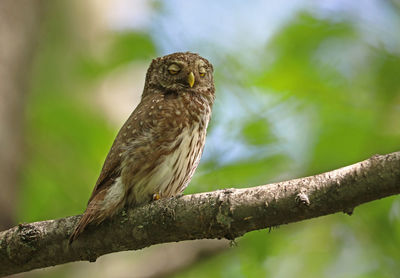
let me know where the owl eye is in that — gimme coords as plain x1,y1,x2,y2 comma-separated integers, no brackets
168,64,181,75
199,67,206,77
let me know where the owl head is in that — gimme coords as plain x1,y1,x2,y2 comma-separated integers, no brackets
144,52,214,96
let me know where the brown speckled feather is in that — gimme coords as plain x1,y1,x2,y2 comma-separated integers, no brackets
70,52,215,244
87,108,142,204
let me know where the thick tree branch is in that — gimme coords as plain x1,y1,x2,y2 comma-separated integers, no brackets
1,152,399,276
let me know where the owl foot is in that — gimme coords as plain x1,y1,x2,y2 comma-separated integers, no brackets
152,193,161,201
174,193,184,198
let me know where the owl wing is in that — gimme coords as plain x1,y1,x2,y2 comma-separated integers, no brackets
87,93,182,204
87,144,122,204
87,108,142,204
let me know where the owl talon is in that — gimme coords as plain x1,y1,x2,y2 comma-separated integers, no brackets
153,193,161,201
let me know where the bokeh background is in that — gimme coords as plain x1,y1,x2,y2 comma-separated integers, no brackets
1,0,400,277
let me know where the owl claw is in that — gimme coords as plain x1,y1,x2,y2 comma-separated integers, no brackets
152,193,161,201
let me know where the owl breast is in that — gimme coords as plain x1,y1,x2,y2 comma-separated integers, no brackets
123,119,209,205
155,122,205,197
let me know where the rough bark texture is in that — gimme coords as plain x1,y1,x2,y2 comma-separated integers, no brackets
0,152,399,276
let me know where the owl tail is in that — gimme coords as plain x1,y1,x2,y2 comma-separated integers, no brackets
69,183,125,245
69,209,96,245
69,190,109,245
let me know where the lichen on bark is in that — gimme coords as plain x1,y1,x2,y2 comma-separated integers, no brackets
0,152,399,277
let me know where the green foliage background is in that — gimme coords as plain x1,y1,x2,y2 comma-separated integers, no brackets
18,1,400,277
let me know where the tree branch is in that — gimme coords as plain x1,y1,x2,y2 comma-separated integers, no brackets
1,152,399,276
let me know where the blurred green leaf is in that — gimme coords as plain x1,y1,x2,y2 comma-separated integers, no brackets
241,119,275,146
188,154,289,194
77,32,156,78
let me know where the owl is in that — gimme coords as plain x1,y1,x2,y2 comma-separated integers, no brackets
69,52,215,243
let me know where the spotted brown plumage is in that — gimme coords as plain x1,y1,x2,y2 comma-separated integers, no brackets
69,52,215,244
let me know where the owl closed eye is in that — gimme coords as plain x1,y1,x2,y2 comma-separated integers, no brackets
145,52,214,94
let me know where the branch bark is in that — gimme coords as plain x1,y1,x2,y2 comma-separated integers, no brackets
1,152,399,276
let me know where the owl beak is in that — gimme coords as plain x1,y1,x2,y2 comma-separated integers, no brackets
188,72,195,88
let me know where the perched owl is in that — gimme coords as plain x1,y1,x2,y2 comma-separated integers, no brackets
69,52,215,243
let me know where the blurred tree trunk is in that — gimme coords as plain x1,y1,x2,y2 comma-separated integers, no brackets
0,0,42,230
